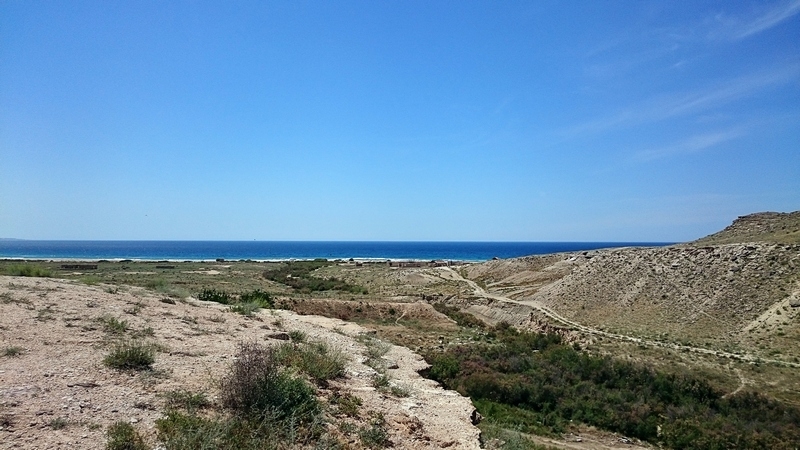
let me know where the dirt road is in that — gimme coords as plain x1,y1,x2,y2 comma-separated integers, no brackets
438,267,800,368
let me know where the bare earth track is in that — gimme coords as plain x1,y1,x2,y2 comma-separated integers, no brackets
440,266,800,368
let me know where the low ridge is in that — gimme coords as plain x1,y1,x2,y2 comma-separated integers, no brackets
459,212,800,381
693,211,800,245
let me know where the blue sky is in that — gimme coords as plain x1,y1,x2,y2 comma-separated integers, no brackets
1,1,798,241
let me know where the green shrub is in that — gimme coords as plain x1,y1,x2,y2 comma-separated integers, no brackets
80,275,101,285
388,384,410,398
146,278,189,298
229,301,263,316
156,410,326,450
133,326,155,338
104,340,155,370
356,334,391,372
276,340,347,384
371,373,390,389
429,353,460,380
330,391,362,418
238,289,273,308
163,390,211,413
220,342,319,423
368,373,408,397
203,289,274,316
5,263,51,277
432,303,486,329
288,330,306,342
358,413,389,448
361,336,391,359
145,277,168,290
106,421,148,450
423,325,800,449
263,260,367,294
478,422,547,450
156,411,236,450
3,346,24,357
48,417,69,430
197,288,232,304
99,316,128,334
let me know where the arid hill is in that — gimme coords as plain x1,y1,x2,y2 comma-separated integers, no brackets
693,211,800,245
459,212,800,372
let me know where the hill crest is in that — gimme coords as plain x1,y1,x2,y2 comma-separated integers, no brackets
693,211,800,245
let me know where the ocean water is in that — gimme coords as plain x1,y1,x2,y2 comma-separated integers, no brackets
0,240,673,262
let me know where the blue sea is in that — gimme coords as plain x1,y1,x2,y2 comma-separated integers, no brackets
0,240,673,262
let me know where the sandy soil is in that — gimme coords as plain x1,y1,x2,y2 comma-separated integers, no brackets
0,276,480,449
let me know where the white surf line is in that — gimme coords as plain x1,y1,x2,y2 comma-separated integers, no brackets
441,267,800,369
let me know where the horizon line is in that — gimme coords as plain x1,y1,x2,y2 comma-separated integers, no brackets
0,238,679,244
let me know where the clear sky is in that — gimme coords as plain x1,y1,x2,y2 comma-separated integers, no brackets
1,1,798,242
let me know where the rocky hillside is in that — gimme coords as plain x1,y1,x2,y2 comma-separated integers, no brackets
461,212,800,363
693,211,800,245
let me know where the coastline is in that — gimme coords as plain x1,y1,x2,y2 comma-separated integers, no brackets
0,257,476,264
0,240,675,263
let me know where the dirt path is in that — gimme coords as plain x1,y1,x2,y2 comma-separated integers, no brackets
527,433,651,450
722,368,748,399
438,268,800,368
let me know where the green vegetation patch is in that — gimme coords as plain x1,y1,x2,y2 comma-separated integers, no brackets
106,421,148,450
198,288,274,316
163,390,211,413
4,263,52,277
478,422,555,450
263,259,367,294
238,289,273,306
3,346,24,357
330,390,362,418
197,289,233,304
98,316,129,335
358,413,390,449
228,302,263,317
424,323,800,449
219,342,320,422
153,341,356,449
104,340,156,370
145,277,190,298
433,302,487,329
156,342,327,449
156,409,332,450
275,340,348,384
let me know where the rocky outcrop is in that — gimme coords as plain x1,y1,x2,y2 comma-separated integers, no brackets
693,211,800,245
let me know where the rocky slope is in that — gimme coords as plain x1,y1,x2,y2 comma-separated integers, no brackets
460,212,800,362
693,211,800,245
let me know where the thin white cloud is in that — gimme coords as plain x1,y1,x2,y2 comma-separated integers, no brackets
733,0,800,39
633,130,743,162
661,67,798,116
567,64,800,135
709,0,800,41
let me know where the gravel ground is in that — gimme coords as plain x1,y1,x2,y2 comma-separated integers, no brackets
0,276,480,449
